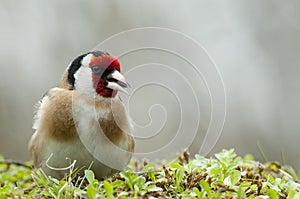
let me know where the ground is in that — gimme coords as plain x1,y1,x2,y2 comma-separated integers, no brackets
0,149,299,198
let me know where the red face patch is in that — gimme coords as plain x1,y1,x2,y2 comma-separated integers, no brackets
90,55,120,98
89,55,120,72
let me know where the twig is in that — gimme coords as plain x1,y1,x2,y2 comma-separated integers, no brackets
45,153,77,171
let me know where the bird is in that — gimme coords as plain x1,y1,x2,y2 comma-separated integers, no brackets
28,51,135,179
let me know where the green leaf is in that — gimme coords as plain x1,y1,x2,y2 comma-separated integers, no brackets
85,170,95,185
268,189,279,199
244,154,254,161
193,187,204,198
171,163,183,169
215,149,236,163
120,171,138,191
174,168,184,193
120,171,131,182
287,190,296,199
142,163,155,171
237,185,246,199
176,168,184,183
111,179,124,188
132,176,146,190
147,169,156,182
207,163,222,174
103,180,113,199
224,170,241,186
200,180,212,198
230,170,241,185
86,184,97,199
192,154,210,168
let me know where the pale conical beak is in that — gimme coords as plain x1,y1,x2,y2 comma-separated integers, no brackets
106,70,129,95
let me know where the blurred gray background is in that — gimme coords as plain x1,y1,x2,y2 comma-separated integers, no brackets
1,1,299,172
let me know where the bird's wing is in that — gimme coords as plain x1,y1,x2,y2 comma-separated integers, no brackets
32,93,49,130
32,87,73,130
32,67,73,131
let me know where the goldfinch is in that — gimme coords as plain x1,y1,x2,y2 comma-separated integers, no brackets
28,51,135,179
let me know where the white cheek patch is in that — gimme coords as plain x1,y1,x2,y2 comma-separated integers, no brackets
81,53,93,67
74,66,96,97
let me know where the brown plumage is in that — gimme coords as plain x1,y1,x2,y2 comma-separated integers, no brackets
28,51,135,179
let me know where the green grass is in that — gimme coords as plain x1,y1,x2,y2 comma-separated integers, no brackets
0,149,299,198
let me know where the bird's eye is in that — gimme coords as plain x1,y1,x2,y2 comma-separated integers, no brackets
91,65,102,74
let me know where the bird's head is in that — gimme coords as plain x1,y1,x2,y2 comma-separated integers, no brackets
67,51,129,98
